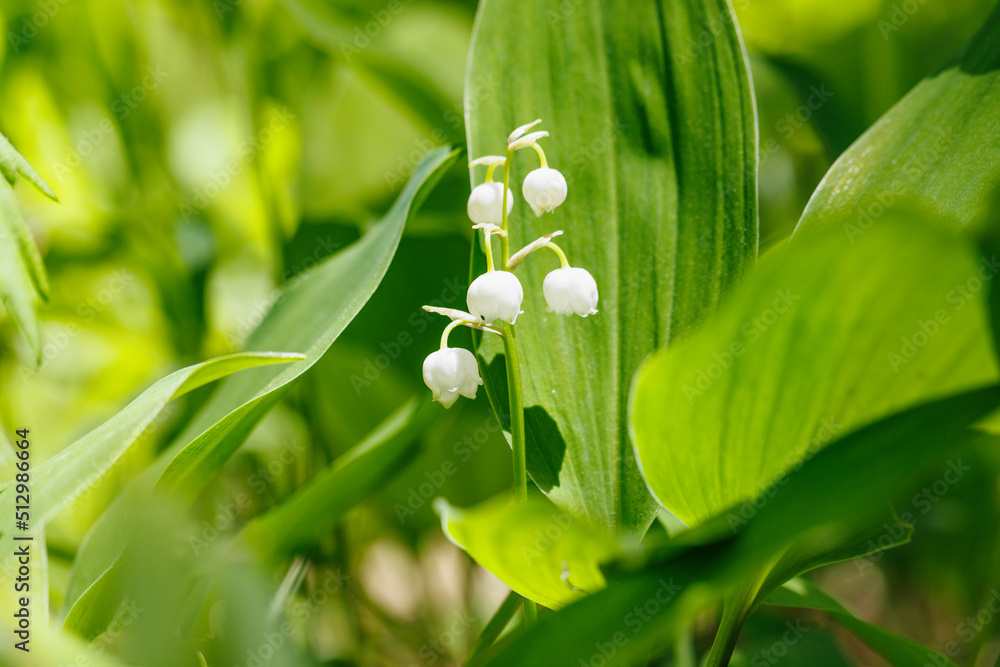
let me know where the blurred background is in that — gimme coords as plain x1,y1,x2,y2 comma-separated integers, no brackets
0,0,998,664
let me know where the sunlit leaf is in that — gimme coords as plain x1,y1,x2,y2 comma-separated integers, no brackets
480,388,1000,665
796,3,1000,233
61,146,459,630
632,220,998,526
436,494,619,610
466,0,758,537
0,352,302,532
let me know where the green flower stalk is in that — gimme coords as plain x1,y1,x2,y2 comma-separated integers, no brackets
422,120,600,624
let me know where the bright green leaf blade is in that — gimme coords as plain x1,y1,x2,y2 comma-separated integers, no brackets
632,219,998,526
239,397,436,561
62,146,459,620
766,579,958,667
153,146,459,501
0,177,49,302
480,388,1000,666
0,213,41,362
0,131,57,201
436,495,619,610
795,4,1000,233
466,0,758,537
0,352,302,532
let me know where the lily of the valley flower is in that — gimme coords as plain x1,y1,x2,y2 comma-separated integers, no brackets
468,270,523,324
543,266,599,317
422,347,483,408
467,182,513,225
522,167,567,217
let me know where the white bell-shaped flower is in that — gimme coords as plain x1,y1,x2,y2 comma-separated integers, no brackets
467,182,514,225
522,167,567,217
422,347,483,408
543,267,599,317
468,270,523,324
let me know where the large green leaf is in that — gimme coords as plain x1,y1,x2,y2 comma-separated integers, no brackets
465,0,758,536
766,579,959,667
479,388,1000,666
436,495,619,610
239,397,436,561
62,146,459,624
632,219,998,526
795,3,1000,233
0,352,302,535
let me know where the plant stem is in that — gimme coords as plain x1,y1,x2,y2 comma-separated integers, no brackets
705,568,769,667
499,144,536,626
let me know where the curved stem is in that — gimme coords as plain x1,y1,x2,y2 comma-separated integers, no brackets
545,242,570,268
530,143,548,168
440,320,463,349
485,162,500,183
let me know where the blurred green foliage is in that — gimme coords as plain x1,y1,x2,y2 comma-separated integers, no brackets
0,0,998,664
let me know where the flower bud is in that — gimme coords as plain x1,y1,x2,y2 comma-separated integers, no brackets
522,167,567,217
543,267,598,317
422,348,483,408
468,271,524,324
467,182,514,225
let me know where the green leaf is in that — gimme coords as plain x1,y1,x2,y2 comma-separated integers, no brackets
631,219,998,526
0,202,41,362
0,131,57,201
465,0,758,536
0,134,58,362
0,352,303,532
436,495,619,610
0,177,48,302
795,3,1000,233
239,397,437,561
766,579,958,667
479,387,1000,666
62,146,459,625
